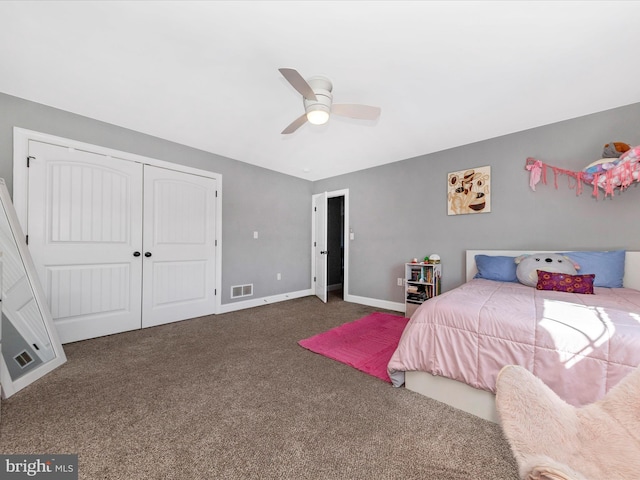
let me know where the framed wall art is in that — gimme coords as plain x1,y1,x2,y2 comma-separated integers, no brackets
447,166,491,215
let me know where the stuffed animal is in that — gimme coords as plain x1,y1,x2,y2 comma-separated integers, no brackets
583,157,619,175
515,253,579,287
583,144,640,192
582,142,630,180
602,142,630,158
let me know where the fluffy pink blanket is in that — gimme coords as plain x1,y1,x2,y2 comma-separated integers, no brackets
496,364,640,480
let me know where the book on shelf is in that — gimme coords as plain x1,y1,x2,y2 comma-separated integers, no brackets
406,292,427,302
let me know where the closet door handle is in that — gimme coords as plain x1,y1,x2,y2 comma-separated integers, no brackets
133,251,141,257
144,252,152,257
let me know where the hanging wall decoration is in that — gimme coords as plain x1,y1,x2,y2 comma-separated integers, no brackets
447,165,491,215
526,143,640,199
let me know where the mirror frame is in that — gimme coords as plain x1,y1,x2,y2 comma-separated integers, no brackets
0,178,66,398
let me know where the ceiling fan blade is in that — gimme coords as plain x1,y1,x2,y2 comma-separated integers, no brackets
281,113,308,134
332,104,381,120
279,68,317,101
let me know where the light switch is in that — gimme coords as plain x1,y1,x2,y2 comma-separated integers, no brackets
253,231,258,239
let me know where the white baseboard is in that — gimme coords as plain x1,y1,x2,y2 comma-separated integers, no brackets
219,289,313,313
220,289,404,315
343,294,404,313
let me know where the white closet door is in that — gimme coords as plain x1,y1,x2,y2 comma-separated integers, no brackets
141,165,217,328
26,141,144,343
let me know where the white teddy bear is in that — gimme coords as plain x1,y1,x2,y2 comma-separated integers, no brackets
515,253,579,287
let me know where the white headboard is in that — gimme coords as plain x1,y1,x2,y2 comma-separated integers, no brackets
466,250,640,291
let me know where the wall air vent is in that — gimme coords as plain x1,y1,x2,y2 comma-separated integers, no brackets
14,350,34,368
231,284,253,299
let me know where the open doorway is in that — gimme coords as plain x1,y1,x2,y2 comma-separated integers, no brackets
327,195,345,301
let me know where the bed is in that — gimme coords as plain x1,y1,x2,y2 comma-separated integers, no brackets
387,250,640,423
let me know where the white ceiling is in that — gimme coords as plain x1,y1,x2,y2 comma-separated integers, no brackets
1,1,639,181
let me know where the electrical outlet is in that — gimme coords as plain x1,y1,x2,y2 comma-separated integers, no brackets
277,273,281,280
397,278,404,286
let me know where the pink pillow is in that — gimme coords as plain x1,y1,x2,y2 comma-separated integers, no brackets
536,270,595,294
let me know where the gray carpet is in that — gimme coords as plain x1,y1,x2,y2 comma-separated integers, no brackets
0,295,518,479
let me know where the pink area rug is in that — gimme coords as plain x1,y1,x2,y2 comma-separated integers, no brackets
298,312,409,383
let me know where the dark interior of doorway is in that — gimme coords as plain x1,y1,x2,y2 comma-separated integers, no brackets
327,196,345,301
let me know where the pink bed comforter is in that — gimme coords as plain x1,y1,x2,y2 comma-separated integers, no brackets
387,278,640,406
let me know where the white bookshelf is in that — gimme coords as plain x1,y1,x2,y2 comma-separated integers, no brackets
405,262,442,318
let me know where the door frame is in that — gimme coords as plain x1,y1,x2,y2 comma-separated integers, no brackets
12,127,223,314
311,189,349,301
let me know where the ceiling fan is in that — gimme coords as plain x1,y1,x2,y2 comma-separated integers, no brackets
279,68,381,135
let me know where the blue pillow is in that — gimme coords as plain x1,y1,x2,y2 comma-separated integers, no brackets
474,255,518,283
561,250,626,288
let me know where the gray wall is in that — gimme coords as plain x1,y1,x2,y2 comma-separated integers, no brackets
3,92,638,309
0,93,312,305
314,102,640,303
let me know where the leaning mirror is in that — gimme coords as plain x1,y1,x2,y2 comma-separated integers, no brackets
0,178,66,398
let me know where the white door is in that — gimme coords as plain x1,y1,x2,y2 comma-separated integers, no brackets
25,141,218,343
313,193,328,303
141,166,217,328
26,141,144,343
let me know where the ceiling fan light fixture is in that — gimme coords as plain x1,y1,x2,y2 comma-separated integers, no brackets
279,68,379,134
306,106,330,125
